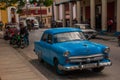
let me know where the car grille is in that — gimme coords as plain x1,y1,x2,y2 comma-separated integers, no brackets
68,54,104,63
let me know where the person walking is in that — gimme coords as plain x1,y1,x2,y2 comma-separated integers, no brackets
107,18,113,32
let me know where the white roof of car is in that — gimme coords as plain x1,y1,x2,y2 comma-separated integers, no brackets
74,24,89,26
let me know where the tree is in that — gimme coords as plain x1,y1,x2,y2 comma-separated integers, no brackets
0,0,53,13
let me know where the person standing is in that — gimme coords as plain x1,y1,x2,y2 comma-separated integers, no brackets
31,20,34,30
20,23,29,46
107,18,113,32
0,21,4,31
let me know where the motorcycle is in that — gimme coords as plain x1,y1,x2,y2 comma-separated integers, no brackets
20,34,26,49
9,32,21,47
10,33,27,49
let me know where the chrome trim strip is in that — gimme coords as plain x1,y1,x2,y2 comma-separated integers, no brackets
70,56,103,62
69,54,104,59
58,61,112,71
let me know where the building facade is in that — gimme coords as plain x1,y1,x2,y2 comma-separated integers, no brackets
20,3,52,28
0,1,53,29
54,0,120,35
0,6,19,29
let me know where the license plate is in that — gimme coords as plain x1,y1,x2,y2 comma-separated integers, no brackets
82,63,97,68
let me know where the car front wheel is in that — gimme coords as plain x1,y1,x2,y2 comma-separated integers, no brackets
54,59,66,75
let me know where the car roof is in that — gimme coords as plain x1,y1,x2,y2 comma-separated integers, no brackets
44,27,82,34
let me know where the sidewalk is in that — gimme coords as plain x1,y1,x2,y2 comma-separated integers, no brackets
97,35,118,42
0,31,3,39
0,39,47,80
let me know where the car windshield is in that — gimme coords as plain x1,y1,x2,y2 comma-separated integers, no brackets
53,32,86,43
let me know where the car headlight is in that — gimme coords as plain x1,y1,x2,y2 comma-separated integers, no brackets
104,47,110,53
63,51,70,57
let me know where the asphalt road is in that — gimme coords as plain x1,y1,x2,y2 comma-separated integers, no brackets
16,29,120,80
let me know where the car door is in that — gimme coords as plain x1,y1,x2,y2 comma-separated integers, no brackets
40,33,49,61
45,34,54,64
41,33,53,64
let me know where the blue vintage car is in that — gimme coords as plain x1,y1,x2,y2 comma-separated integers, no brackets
34,28,112,74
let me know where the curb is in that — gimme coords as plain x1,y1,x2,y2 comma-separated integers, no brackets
96,35,118,42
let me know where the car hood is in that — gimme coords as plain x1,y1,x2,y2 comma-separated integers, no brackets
54,40,106,56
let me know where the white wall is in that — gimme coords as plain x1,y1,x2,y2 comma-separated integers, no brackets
73,4,76,19
59,5,63,20
7,7,19,23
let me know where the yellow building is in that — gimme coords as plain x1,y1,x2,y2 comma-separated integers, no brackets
0,9,8,27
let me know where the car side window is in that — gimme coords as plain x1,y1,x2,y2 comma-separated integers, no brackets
41,33,48,42
47,34,53,44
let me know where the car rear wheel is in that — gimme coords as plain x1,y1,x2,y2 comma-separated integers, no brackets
92,67,105,72
38,52,44,63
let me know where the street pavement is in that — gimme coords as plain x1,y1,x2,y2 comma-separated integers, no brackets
0,31,3,39
0,38,47,80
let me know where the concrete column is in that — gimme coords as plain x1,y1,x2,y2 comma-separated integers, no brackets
62,4,66,27
56,5,59,20
69,2,73,27
114,0,117,19
0,10,1,21
101,0,107,31
73,4,76,19
117,0,120,32
76,1,81,23
90,0,95,29
7,7,11,23
82,1,86,22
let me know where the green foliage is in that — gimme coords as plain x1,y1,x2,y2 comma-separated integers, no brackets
44,0,53,7
29,0,53,6
29,0,38,4
16,8,23,13
0,0,18,8
0,0,53,13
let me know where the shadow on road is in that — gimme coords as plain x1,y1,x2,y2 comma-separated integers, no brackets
30,59,109,80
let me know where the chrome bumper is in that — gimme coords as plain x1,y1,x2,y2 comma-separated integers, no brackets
58,61,112,71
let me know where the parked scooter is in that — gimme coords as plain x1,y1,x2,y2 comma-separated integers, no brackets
10,33,27,49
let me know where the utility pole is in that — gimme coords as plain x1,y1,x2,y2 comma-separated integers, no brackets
37,0,43,28
51,2,55,28
40,0,43,27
